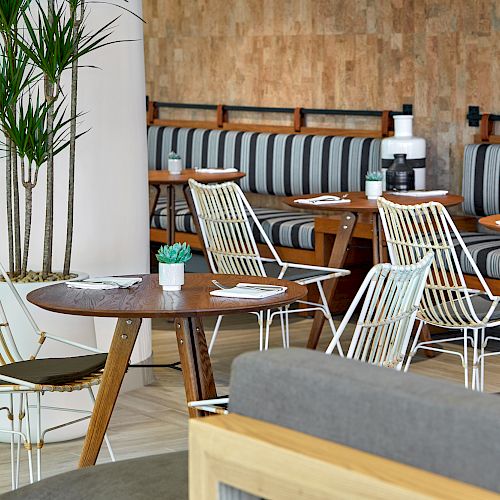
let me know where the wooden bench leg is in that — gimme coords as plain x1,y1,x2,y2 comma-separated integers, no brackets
307,212,357,349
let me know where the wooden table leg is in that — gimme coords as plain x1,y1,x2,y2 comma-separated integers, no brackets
176,316,217,417
307,212,357,349
79,317,142,468
166,183,176,246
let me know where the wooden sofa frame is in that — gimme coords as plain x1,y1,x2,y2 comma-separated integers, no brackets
190,414,497,499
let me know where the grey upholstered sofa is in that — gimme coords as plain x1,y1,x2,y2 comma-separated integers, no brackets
5,349,500,498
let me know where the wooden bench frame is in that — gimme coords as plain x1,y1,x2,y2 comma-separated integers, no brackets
190,414,498,499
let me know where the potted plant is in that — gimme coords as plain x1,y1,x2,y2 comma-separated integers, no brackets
168,151,183,174
0,0,136,442
156,243,192,291
365,171,384,200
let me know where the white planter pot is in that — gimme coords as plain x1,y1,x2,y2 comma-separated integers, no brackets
0,272,98,443
168,158,183,174
365,180,383,200
159,263,184,291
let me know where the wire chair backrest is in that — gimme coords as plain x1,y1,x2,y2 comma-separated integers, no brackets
377,197,497,327
326,252,434,370
189,180,283,276
0,263,41,365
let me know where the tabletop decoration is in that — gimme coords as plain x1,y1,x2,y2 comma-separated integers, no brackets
168,151,183,174
156,242,192,291
365,171,383,199
385,153,415,192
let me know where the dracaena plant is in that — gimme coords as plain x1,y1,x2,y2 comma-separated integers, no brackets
0,0,137,281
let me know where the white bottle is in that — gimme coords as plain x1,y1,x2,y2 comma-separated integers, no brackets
381,115,426,190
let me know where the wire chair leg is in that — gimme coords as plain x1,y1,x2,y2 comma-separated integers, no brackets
88,387,115,462
285,305,290,348
15,394,23,489
480,328,485,392
463,328,469,389
317,281,343,355
208,315,224,355
35,393,42,481
23,395,33,485
264,310,272,350
9,394,14,491
258,311,264,351
278,308,286,348
404,320,424,373
471,329,480,391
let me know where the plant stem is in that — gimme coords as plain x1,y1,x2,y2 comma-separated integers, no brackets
12,118,21,275
42,0,55,278
5,135,14,275
63,0,84,276
21,157,33,277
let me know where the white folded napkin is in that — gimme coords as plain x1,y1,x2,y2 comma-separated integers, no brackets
390,190,448,197
294,195,351,205
210,283,287,299
194,168,238,174
496,220,500,226
67,277,142,290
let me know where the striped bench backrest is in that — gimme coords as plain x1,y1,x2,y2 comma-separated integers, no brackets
147,126,381,196
462,144,500,216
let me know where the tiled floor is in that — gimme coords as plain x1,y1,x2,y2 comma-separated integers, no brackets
0,314,497,493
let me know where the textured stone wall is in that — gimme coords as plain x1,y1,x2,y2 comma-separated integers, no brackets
143,0,500,191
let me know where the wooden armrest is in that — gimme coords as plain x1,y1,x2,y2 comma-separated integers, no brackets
189,414,496,499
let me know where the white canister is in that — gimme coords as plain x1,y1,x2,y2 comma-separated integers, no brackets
159,263,185,291
381,115,426,190
168,158,183,174
365,180,383,200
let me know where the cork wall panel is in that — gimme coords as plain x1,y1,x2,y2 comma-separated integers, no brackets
143,0,500,191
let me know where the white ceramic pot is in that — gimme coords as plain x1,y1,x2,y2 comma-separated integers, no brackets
365,180,383,200
0,272,98,443
159,263,184,291
168,158,183,174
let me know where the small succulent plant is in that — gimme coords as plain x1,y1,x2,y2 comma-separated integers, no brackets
168,151,181,160
156,243,192,264
366,171,383,182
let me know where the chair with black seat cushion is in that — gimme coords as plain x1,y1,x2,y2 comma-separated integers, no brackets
0,264,114,490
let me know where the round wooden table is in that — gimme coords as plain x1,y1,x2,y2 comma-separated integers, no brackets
283,191,464,349
149,169,246,246
27,273,306,468
479,214,500,232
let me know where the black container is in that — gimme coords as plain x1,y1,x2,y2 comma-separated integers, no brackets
386,153,415,191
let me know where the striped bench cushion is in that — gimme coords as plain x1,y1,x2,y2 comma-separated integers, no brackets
147,126,381,196
455,232,500,280
152,199,315,250
462,144,500,216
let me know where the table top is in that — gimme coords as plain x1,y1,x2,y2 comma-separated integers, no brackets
148,169,245,186
27,274,307,319
283,191,464,213
479,214,500,232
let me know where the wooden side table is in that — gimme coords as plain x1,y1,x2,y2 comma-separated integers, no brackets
27,273,306,468
148,169,245,246
479,214,500,232
283,191,464,349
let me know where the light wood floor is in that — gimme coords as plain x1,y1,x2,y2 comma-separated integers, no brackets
0,314,499,493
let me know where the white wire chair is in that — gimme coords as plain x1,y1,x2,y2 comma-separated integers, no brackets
188,179,350,353
0,263,115,490
377,198,500,390
188,252,434,415
325,252,434,369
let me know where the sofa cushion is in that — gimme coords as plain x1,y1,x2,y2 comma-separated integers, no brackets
152,199,315,250
147,126,381,196
0,451,188,500
456,232,500,280
229,349,500,493
462,144,500,216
